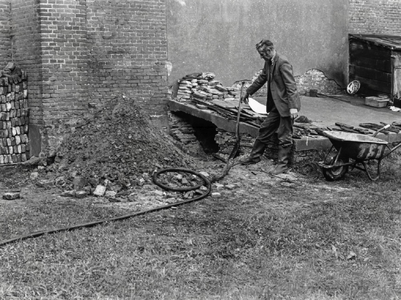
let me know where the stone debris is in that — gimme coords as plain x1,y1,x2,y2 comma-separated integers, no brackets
295,69,343,95
213,183,224,190
35,179,54,189
30,172,39,181
2,191,20,200
273,172,298,182
105,191,117,198
93,185,106,197
224,184,237,190
75,190,89,199
199,171,209,178
171,70,271,104
37,96,195,199
173,72,239,102
61,190,76,197
347,251,357,260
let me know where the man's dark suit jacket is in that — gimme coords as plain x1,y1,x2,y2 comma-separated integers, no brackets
246,53,301,117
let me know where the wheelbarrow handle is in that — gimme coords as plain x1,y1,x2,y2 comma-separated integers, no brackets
372,124,390,137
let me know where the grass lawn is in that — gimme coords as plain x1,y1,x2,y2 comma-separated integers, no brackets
1,158,401,299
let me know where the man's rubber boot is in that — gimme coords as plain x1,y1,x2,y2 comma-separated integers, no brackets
241,140,266,165
270,146,292,175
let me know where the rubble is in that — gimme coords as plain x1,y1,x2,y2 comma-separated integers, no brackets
2,191,20,200
172,72,240,102
42,96,194,197
171,70,270,104
295,69,343,95
93,185,106,197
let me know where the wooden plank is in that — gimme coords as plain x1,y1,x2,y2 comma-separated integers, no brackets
349,65,391,82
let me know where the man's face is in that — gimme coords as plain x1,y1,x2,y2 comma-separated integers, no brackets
257,46,274,61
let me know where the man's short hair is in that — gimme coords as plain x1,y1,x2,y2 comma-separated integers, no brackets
256,39,274,50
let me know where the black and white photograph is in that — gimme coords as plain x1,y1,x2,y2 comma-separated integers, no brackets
1,0,401,299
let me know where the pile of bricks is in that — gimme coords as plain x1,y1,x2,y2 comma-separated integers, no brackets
169,112,198,145
214,129,254,158
168,111,216,157
175,72,239,102
0,72,29,164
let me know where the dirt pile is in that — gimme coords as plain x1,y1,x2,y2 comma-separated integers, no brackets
44,96,193,194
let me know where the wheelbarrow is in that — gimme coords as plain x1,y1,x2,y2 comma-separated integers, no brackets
318,125,401,181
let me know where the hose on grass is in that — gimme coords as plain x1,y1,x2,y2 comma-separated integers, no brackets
0,168,211,247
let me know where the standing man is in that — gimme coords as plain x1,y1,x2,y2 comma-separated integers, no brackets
241,39,300,175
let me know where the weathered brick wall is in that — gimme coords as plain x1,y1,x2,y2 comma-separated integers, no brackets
10,0,42,124
349,0,401,34
10,0,43,155
9,0,168,154
38,0,89,149
0,0,11,63
86,0,168,125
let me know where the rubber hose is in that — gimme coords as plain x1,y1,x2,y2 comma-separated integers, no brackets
0,168,211,247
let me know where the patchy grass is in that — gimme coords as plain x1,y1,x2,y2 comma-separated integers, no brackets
1,157,401,299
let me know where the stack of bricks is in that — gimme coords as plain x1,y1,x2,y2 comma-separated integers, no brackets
0,71,29,164
175,72,239,102
214,129,254,158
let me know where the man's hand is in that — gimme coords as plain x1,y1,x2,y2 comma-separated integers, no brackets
240,91,249,104
290,108,298,119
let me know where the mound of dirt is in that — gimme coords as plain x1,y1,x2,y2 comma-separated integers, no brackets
46,97,194,194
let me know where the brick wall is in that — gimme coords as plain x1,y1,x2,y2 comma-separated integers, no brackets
0,0,11,63
39,0,89,149
10,0,43,155
86,0,168,123
10,0,42,124
349,0,401,34
9,0,169,154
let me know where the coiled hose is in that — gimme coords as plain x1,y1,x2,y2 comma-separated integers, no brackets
0,168,211,247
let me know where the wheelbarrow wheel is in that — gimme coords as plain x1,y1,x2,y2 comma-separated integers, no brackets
322,157,349,181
